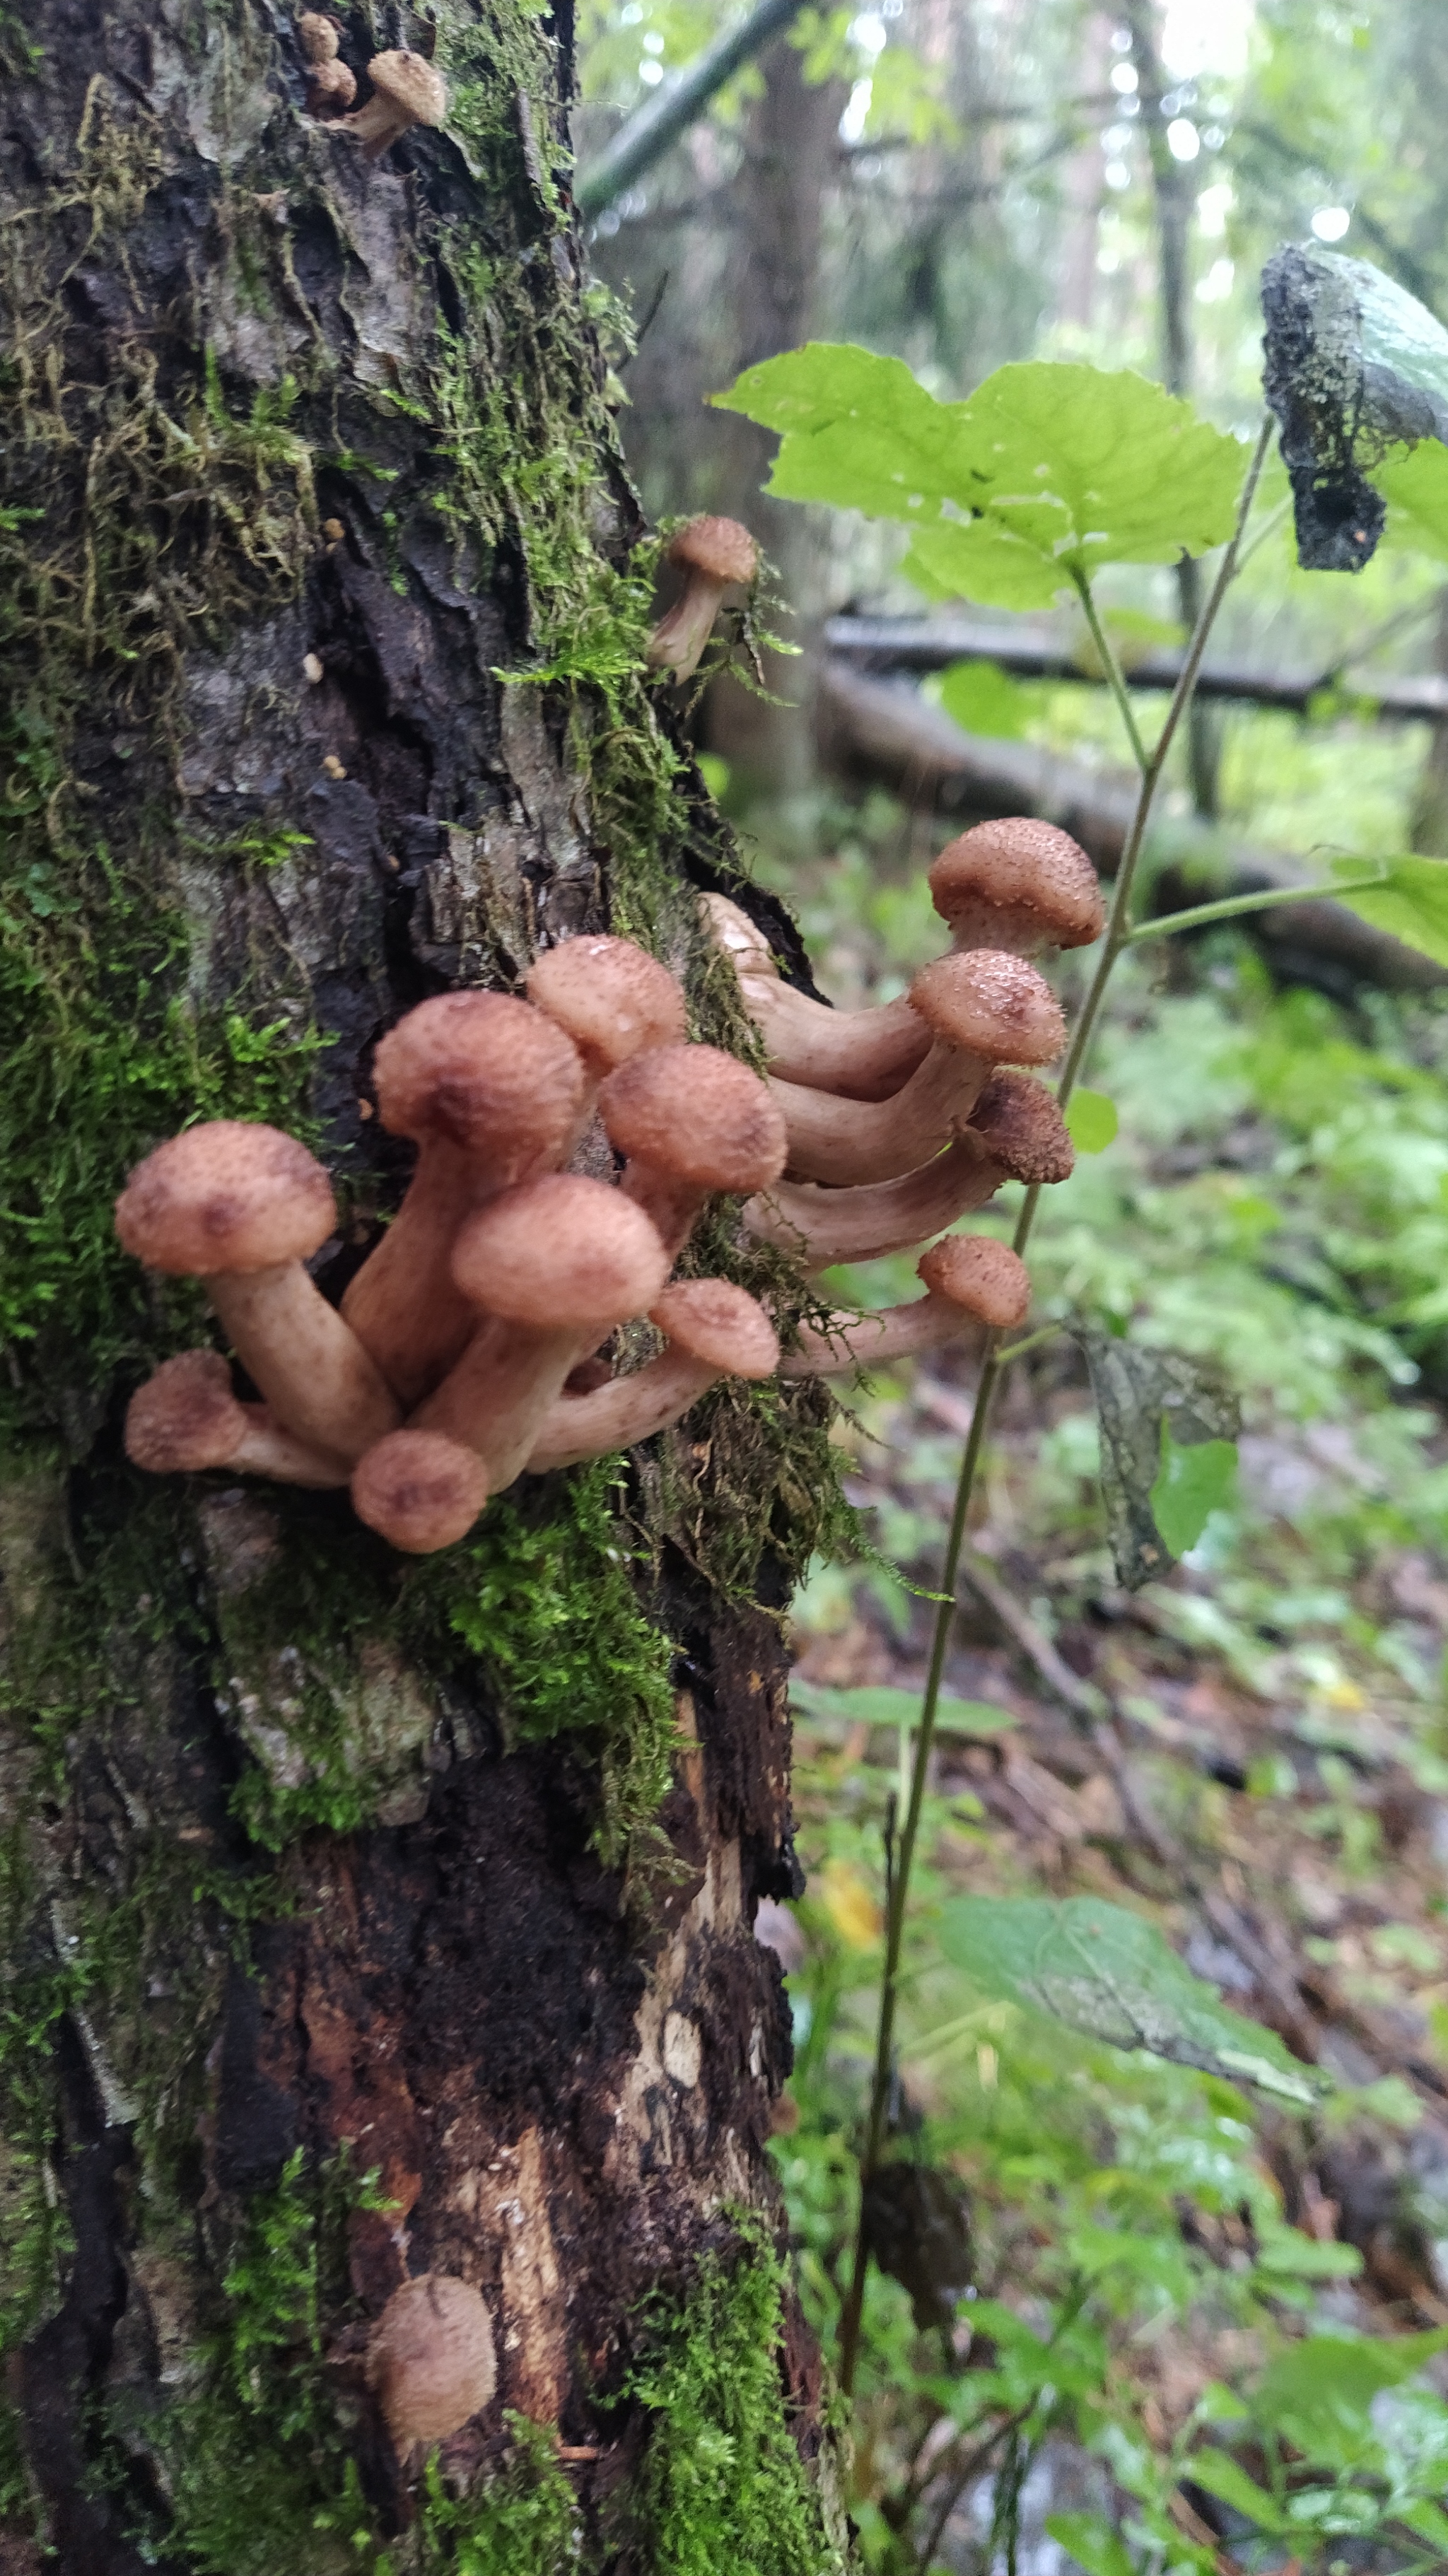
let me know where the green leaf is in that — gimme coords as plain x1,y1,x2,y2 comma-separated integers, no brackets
1064,1090,1118,1154
936,657,1030,738
712,346,1245,608
789,1680,1015,1736
1075,1329,1240,1591
1150,1424,1237,1558
1253,2227,1362,2279
1186,2451,1290,2533
1377,439,1448,562
1251,2331,1448,2466
1044,2511,1136,2576
1329,850,1448,968
1263,246,1448,570
937,1893,1324,2100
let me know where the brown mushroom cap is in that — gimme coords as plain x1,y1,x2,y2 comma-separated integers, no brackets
909,950,1066,1067
351,1431,488,1553
307,54,356,107
124,1351,245,1472
967,1071,1075,1186
525,936,687,1079
667,515,759,587
650,1278,780,1377
451,1173,669,1330
367,2274,496,2447
929,820,1106,954
598,1044,787,1193
373,993,585,1168
298,10,339,58
917,1234,1032,1329
361,47,448,126
115,1123,335,1276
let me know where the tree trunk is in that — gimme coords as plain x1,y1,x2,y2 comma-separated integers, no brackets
0,6,849,2567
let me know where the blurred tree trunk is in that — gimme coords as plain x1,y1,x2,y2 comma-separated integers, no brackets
0,4,846,2567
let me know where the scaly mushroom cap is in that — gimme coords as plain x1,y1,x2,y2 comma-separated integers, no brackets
124,1351,245,1472
307,55,356,108
451,1173,670,1330
359,47,447,126
667,516,759,586
526,936,687,1079
909,950,1066,1067
351,1431,488,1553
930,820,1106,955
115,1123,335,1275
298,10,339,59
374,993,585,1170
967,1071,1075,1186
367,2274,496,2447
650,1278,780,1376
917,1234,1032,1329
598,1044,788,1193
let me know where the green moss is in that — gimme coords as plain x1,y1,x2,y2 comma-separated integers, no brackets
624,2226,844,2576
415,2422,580,2575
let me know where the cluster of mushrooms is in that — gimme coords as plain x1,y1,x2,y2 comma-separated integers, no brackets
297,16,449,154
115,807,1104,1557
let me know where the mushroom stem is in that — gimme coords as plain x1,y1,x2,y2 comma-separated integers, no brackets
525,1347,720,1473
339,48,448,159
341,1137,495,1405
778,1296,983,1376
411,1317,583,1492
744,1135,1008,1270
778,1234,1030,1376
204,1265,401,1464
643,517,759,684
703,894,931,1102
124,1351,351,1487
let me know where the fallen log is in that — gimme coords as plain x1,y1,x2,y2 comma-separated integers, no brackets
816,661,1447,998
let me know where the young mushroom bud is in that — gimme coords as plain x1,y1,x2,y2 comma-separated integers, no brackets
341,993,586,1408
298,11,339,59
597,1043,788,1257
341,48,448,159
780,1233,1031,1377
124,1350,349,1487
115,1123,401,1464
930,819,1106,957
526,935,687,1084
306,54,357,112
645,517,759,684
703,892,930,1103
967,1069,1076,1186
527,1279,779,1473
367,2274,496,2449
351,1429,489,1554
412,1173,671,1489
771,949,1066,1189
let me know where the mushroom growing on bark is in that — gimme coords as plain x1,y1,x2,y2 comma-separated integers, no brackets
929,818,1107,956
779,1233,1031,1376
645,517,759,684
597,1043,788,1256
525,934,687,1085
703,892,931,1103
366,2275,496,2448
124,1350,349,1487
340,48,448,158
351,1429,489,1554
525,1277,780,1473
306,56,357,113
114,1121,400,1464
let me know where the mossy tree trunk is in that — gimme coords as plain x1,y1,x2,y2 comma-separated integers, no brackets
0,4,848,2566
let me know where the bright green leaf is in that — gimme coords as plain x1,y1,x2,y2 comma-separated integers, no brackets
1186,2451,1290,2532
710,341,976,521
1253,2227,1363,2280
1044,2511,1135,2576
1378,439,1448,563
1252,2330,1448,2466
1150,1424,1237,1557
935,656,1030,738
1065,1090,1119,1154
1329,850,1448,968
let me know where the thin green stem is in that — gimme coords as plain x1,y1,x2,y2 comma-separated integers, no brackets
994,1322,1062,1368
1126,868,1387,944
1070,570,1150,773
836,414,1275,2405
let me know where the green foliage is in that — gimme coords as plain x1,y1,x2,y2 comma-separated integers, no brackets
625,2229,843,2576
1149,1423,1237,1557
1063,1090,1118,1156
1329,846,1448,967
416,2424,580,2575
712,349,1245,606
935,657,1032,739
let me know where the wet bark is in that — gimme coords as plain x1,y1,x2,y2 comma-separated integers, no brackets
0,1,841,2563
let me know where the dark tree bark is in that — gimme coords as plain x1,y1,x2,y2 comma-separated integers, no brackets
0,4,848,2565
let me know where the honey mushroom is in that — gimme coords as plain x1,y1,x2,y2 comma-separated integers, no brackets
114,1121,400,1465
341,993,587,1410
929,817,1107,956
525,1278,780,1474
597,1043,788,1258
351,1429,489,1554
339,47,448,158
407,1173,672,1489
745,1070,1074,1270
645,517,759,684
769,949,1066,1188
778,1234,1031,1378
525,933,687,1101
702,893,931,1103
366,2275,496,2450
124,1350,349,1488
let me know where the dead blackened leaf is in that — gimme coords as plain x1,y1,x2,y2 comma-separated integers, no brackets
1074,1329,1239,1591
862,2162,973,2331
1262,244,1448,570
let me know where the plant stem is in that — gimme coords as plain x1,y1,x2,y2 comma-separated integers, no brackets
1125,868,1389,944
1070,570,1149,773
993,1322,1062,1368
836,414,1274,2404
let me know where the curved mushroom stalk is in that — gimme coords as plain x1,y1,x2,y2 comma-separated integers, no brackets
771,949,1066,1189
598,1043,788,1260
114,1123,400,1465
525,1278,778,1474
340,48,448,158
930,818,1106,956
778,1234,1031,1377
702,893,932,1104
125,1350,351,1487
645,517,758,684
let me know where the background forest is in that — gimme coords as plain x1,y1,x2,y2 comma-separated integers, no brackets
576,2,1448,2570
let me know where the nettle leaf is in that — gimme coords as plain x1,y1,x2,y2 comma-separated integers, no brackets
1075,1328,1240,1590
1329,850,1448,968
790,1679,1015,1736
1064,1089,1118,1154
938,1893,1323,2102
713,346,1245,608
1263,245,1448,572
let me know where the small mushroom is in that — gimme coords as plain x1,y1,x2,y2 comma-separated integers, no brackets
525,1279,778,1473
340,993,586,1408
771,949,1066,1188
367,2274,496,2448
929,819,1106,956
779,1234,1030,1377
597,1043,788,1257
114,1122,400,1463
412,1173,671,1489
525,935,687,1085
306,55,357,114
124,1350,349,1487
298,11,340,60
703,892,930,1104
340,48,448,159
351,1429,489,1553
645,517,759,684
